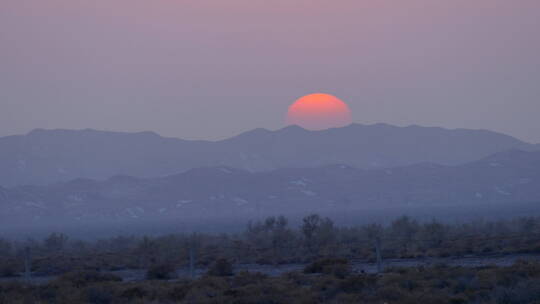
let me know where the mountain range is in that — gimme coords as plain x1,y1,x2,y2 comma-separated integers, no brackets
1,150,539,225
0,123,538,187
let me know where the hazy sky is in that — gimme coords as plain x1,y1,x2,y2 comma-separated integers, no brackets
1,0,539,142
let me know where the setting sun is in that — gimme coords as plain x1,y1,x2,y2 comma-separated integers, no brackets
286,93,353,130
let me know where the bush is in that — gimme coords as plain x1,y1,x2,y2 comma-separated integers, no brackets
121,286,148,300
86,285,114,304
207,258,233,277
492,278,540,304
326,263,351,278
233,271,268,286
146,263,177,280
58,271,122,288
34,259,76,276
339,275,370,293
0,260,19,277
0,261,540,304
304,258,350,278
168,285,190,301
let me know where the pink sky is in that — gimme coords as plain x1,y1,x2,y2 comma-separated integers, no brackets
1,0,539,141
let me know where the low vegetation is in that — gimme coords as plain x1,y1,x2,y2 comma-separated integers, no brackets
1,261,540,303
207,258,234,277
0,215,539,278
0,215,539,302
146,263,177,280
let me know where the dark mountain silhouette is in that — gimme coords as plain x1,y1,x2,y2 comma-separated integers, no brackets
0,124,537,187
1,150,539,224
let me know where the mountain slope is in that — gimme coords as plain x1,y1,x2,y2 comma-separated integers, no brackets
1,150,539,224
0,124,537,187
220,124,537,170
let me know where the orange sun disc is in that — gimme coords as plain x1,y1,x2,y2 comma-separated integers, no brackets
286,93,352,130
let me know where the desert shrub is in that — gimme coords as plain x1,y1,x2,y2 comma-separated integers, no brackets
399,278,420,291
35,284,60,303
4,215,540,272
304,258,350,278
311,276,341,300
492,278,540,304
0,260,19,277
33,259,77,276
207,258,233,277
377,285,406,301
453,274,476,293
57,270,122,288
146,263,177,280
184,276,229,302
326,263,351,278
284,271,313,286
0,281,28,295
86,285,114,304
233,271,267,286
304,258,347,273
120,285,148,300
449,296,468,304
339,275,372,293
384,266,410,274
1,261,540,304
168,284,190,301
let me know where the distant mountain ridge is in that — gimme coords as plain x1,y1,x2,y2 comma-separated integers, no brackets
0,124,537,187
1,150,539,224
